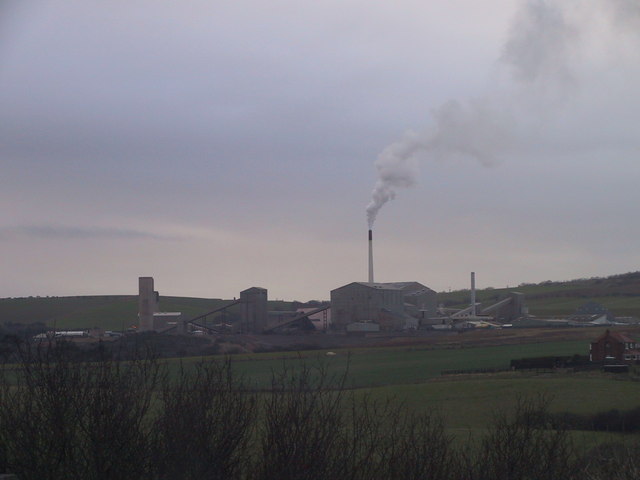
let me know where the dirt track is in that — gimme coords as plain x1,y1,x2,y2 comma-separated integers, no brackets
220,325,640,353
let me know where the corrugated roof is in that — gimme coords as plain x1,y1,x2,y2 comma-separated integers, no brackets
384,281,434,292
353,282,405,290
332,281,434,294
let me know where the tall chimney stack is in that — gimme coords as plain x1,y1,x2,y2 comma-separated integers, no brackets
368,229,374,283
471,272,476,317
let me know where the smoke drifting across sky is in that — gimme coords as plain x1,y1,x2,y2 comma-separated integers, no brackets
366,0,638,228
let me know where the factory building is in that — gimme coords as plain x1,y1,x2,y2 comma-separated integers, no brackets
239,287,268,332
137,279,273,334
330,281,437,331
138,277,183,332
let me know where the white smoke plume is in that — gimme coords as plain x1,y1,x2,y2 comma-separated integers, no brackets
501,0,577,86
365,0,609,228
366,130,424,228
606,0,640,30
365,96,513,229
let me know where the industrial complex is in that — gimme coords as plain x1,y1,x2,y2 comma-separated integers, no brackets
136,229,535,335
133,229,639,336
137,273,532,335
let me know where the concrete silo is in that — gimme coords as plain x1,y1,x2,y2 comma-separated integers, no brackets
138,277,158,331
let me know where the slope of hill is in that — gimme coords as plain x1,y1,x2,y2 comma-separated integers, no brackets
0,295,293,331
0,296,138,331
439,271,640,318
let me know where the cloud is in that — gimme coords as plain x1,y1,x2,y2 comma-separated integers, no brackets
501,0,578,86
0,225,181,242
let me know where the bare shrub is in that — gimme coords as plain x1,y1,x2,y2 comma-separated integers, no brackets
382,408,458,480
4,344,624,480
577,442,640,480
255,363,347,480
253,362,457,480
151,359,256,480
0,341,160,480
470,395,577,480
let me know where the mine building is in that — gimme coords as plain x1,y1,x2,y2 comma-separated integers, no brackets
330,281,437,332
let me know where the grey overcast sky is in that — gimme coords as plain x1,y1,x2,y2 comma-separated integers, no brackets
1,0,639,300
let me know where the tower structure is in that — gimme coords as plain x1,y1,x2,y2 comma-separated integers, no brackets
240,287,268,333
138,277,158,331
368,229,374,283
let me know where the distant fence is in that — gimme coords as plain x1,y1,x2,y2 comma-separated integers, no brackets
440,355,593,376
510,355,590,370
441,367,510,376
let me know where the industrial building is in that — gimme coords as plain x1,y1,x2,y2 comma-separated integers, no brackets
239,287,268,332
138,282,269,334
326,229,439,332
139,271,531,335
138,277,183,332
330,281,437,332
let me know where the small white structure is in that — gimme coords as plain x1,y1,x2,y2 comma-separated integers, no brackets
55,330,88,338
153,312,182,330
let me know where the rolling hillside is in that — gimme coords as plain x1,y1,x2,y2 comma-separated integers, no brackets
439,271,640,318
0,295,294,331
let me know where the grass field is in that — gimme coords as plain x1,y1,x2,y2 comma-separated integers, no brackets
369,374,640,428
0,296,295,331
174,339,640,446
221,339,589,389
527,296,640,317
219,341,640,445
438,271,640,317
4,331,640,450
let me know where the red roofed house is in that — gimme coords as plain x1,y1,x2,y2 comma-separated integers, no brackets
590,330,640,364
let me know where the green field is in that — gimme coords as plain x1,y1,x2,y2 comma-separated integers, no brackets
155,339,640,451
160,339,640,430
4,333,640,452
221,340,587,388
222,341,640,446
0,296,295,331
527,296,640,317
5,343,638,479
439,271,640,317
369,375,640,428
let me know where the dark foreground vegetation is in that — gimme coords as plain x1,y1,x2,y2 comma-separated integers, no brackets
1,342,639,480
